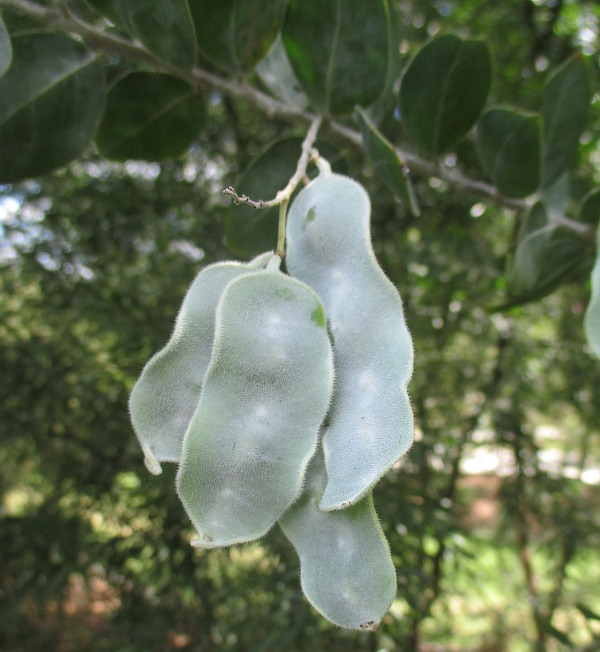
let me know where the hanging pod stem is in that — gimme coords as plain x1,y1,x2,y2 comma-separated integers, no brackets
285,168,414,510
275,198,289,259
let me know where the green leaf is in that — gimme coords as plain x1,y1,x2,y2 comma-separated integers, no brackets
355,106,419,215
364,4,402,125
190,0,286,73
475,108,542,198
119,0,197,69
282,0,392,115
399,34,491,156
542,54,590,188
95,72,205,161
578,188,600,225
0,33,105,183
0,14,12,78
505,201,592,304
256,34,309,110
224,137,340,259
85,0,197,67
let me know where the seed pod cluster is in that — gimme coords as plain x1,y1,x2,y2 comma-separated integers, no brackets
130,166,413,630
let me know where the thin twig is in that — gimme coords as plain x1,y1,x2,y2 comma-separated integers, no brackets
0,0,595,232
222,116,322,209
223,117,321,258
275,198,289,258
547,207,595,237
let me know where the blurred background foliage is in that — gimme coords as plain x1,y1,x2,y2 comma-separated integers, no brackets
1,0,600,650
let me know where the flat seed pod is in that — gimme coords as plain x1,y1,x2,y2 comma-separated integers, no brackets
279,444,397,630
176,261,334,548
130,252,271,475
584,227,600,358
286,169,414,510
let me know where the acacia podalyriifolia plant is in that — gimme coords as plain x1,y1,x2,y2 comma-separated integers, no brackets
0,0,599,633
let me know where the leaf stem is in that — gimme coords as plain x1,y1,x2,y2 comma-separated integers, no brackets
314,155,332,176
275,198,289,259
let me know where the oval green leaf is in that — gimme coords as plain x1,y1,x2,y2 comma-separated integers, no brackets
475,107,542,198
506,201,593,304
542,54,590,188
119,0,197,69
0,33,105,183
399,34,491,156
95,72,205,161
0,14,12,78
356,106,419,215
190,0,286,73
282,0,392,115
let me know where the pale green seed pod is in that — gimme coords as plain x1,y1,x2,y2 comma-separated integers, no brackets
584,226,600,358
176,258,334,548
129,252,271,475
286,168,414,510
279,443,396,631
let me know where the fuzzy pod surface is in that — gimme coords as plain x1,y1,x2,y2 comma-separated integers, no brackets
176,260,334,548
129,252,271,474
279,443,397,630
286,169,414,510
